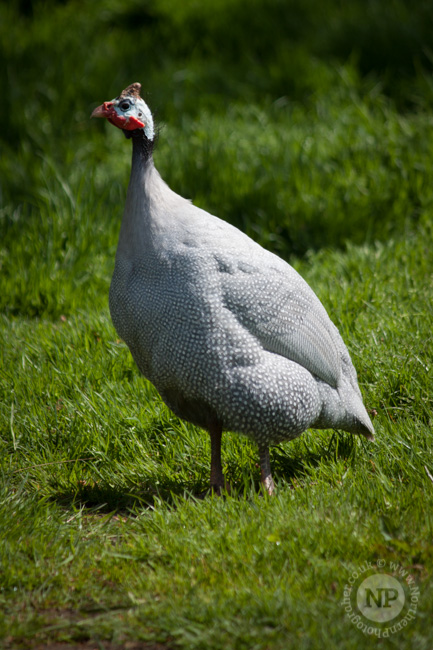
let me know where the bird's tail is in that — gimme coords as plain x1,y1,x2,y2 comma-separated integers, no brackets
341,384,375,441
351,406,375,441
315,377,375,440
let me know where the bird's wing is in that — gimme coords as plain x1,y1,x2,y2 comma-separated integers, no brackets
220,255,342,388
176,205,342,387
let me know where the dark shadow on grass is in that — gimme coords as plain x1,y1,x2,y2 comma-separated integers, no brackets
52,476,207,514
269,430,361,485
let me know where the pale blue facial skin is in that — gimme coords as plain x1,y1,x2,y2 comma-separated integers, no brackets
111,95,155,140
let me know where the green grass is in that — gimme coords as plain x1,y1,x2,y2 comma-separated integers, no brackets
1,0,433,648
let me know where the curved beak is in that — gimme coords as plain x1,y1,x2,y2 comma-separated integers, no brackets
91,101,114,118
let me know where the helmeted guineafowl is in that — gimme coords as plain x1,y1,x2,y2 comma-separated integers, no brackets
92,82,374,494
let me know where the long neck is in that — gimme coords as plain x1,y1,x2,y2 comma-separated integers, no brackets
128,127,155,162
115,130,175,259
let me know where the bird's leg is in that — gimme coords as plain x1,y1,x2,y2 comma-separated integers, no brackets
209,422,227,494
259,445,275,495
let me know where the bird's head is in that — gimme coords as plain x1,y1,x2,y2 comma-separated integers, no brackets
91,82,154,141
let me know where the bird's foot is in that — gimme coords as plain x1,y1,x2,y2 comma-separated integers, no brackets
261,474,276,496
259,445,275,495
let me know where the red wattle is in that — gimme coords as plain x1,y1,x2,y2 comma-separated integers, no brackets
125,115,146,130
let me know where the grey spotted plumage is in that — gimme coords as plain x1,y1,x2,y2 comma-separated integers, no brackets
92,83,374,494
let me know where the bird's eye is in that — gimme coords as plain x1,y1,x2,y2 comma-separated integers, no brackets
120,102,130,111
